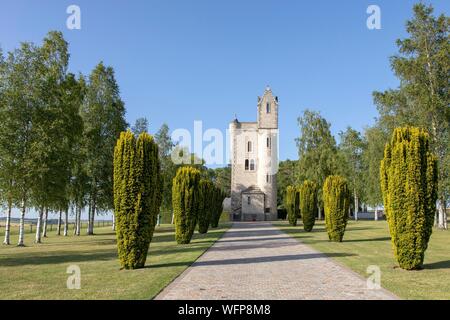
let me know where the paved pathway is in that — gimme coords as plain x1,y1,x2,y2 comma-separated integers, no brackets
155,222,397,300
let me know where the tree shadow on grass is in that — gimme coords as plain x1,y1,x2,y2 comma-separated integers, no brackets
423,260,450,270
0,249,117,267
342,237,391,243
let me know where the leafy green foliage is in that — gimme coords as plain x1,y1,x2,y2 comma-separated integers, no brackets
323,175,350,242
380,127,438,270
285,186,300,226
277,160,297,207
296,110,338,213
300,180,318,232
113,131,161,269
172,167,201,244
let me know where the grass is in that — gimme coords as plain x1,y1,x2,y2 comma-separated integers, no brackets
274,219,450,300
0,220,231,300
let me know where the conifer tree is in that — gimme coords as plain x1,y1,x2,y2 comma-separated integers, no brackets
323,175,350,242
114,131,161,269
172,167,201,244
380,127,438,270
300,180,318,232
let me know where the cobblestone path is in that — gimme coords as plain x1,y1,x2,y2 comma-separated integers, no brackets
155,222,397,300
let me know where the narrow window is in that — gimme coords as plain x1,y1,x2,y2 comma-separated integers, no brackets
266,102,270,113
267,137,271,148
245,159,249,171
247,141,252,152
266,174,270,183
247,196,251,205
250,159,255,171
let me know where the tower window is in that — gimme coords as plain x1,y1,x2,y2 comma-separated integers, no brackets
250,159,255,171
245,159,249,171
247,141,252,152
267,137,271,149
247,196,251,205
266,174,271,183
266,103,270,113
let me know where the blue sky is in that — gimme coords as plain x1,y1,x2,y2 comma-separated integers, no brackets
1,0,449,166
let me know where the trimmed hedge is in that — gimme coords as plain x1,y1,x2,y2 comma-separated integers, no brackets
198,179,213,234
113,131,161,269
323,175,350,242
172,167,201,244
300,180,318,232
285,186,300,226
380,127,438,270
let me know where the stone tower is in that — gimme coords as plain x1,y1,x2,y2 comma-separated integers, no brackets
229,86,278,221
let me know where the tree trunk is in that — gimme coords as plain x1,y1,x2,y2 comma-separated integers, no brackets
354,188,358,221
374,207,378,221
157,213,161,227
112,213,115,231
17,200,26,246
3,201,12,245
88,196,96,235
57,210,62,235
171,211,175,224
438,198,448,230
87,197,92,235
318,206,322,220
35,207,43,243
63,209,69,236
76,206,81,236
42,207,48,238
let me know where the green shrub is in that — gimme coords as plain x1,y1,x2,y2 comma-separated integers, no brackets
172,167,201,244
285,186,300,226
198,179,213,234
113,131,161,269
210,187,225,228
323,175,350,242
300,180,318,232
380,127,438,270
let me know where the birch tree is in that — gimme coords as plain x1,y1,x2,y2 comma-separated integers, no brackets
373,4,449,229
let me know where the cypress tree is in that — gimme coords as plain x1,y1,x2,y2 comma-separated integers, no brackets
172,167,201,244
380,127,438,270
210,187,225,228
198,179,213,234
300,180,318,232
285,186,300,226
323,175,350,242
113,131,161,269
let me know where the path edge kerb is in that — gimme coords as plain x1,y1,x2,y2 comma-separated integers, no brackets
152,222,234,300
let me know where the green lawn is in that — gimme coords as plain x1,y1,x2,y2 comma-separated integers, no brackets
274,220,450,300
0,222,231,300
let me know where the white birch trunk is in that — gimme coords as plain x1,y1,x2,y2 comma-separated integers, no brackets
112,213,115,231
374,207,378,221
318,206,322,220
354,189,358,221
35,208,43,243
88,202,95,235
438,199,448,230
17,200,26,246
3,202,12,245
76,206,81,236
42,208,48,238
57,210,62,235
87,200,92,235
63,209,69,236
171,211,175,224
